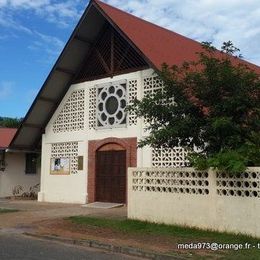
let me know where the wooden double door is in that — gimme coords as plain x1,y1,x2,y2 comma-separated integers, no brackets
95,150,126,203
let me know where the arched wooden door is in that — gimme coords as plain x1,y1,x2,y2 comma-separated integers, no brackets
95,144,126,203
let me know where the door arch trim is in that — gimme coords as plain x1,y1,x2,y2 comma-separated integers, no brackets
98,142,125,151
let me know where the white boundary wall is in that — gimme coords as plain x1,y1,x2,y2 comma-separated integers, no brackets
128,167,260,237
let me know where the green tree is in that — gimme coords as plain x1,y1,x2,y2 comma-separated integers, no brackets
130,41,260,173
0,117,23,128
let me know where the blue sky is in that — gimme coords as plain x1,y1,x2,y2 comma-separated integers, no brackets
0,0,86,118
0,0,259,118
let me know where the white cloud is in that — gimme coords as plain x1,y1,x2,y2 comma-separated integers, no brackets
0,10,32,33
0,0,83,28
34,31,64,50
0,81,13,99
104,0,260,65
0,0,83,65
28,31,65,62
0,0,7,7
8,0,50,9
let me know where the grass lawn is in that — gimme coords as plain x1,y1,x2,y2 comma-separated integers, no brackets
0,208,19,214
69,216,260,259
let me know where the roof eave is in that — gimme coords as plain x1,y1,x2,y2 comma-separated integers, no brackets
9,1,98,150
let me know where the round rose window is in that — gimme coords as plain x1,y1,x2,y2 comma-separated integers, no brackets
97,81,127,127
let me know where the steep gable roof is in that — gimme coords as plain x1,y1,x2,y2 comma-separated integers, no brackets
10,0,260,150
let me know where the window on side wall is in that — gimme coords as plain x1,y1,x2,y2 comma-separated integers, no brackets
25,153,37,174
0,150,6,171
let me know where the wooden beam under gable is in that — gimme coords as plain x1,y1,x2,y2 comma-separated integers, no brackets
95,48,111,74
38,96,56,104
74,22,148,82
23,123,43,129
74,35,93,45
111,28,114,74
56,67,77,76
116,45,130,71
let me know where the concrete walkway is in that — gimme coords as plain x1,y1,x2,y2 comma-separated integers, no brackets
0,199,126,230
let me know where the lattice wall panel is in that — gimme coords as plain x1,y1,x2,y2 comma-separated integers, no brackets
217,170,260,198
88,86,96,129
128,79,138,126
143,76,164,97
152,147,189,168
51,142,79,174
132,169,209,195
142,75,164,126
53,90,85,133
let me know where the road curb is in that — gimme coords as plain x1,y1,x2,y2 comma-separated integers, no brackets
24,232,184,259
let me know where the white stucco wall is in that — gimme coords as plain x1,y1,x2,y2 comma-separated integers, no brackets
128,167,260,237
0,152,40,198
39,69,154,204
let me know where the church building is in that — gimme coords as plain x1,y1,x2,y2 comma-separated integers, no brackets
9,0,260,204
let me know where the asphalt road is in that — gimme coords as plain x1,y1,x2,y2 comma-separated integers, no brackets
0,233,140,260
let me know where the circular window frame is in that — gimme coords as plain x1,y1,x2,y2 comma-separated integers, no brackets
96,80,128,129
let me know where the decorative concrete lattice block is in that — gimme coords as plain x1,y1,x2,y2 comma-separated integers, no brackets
152,146,189,168
143,76,164,97
88,86,96,129
53,89,85,133
217,170,260,198
143,76,163,126
132,169,209,195
128,79,138,126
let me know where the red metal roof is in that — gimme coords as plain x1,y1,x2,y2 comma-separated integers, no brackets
95,0,260,73
0,128,17,149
